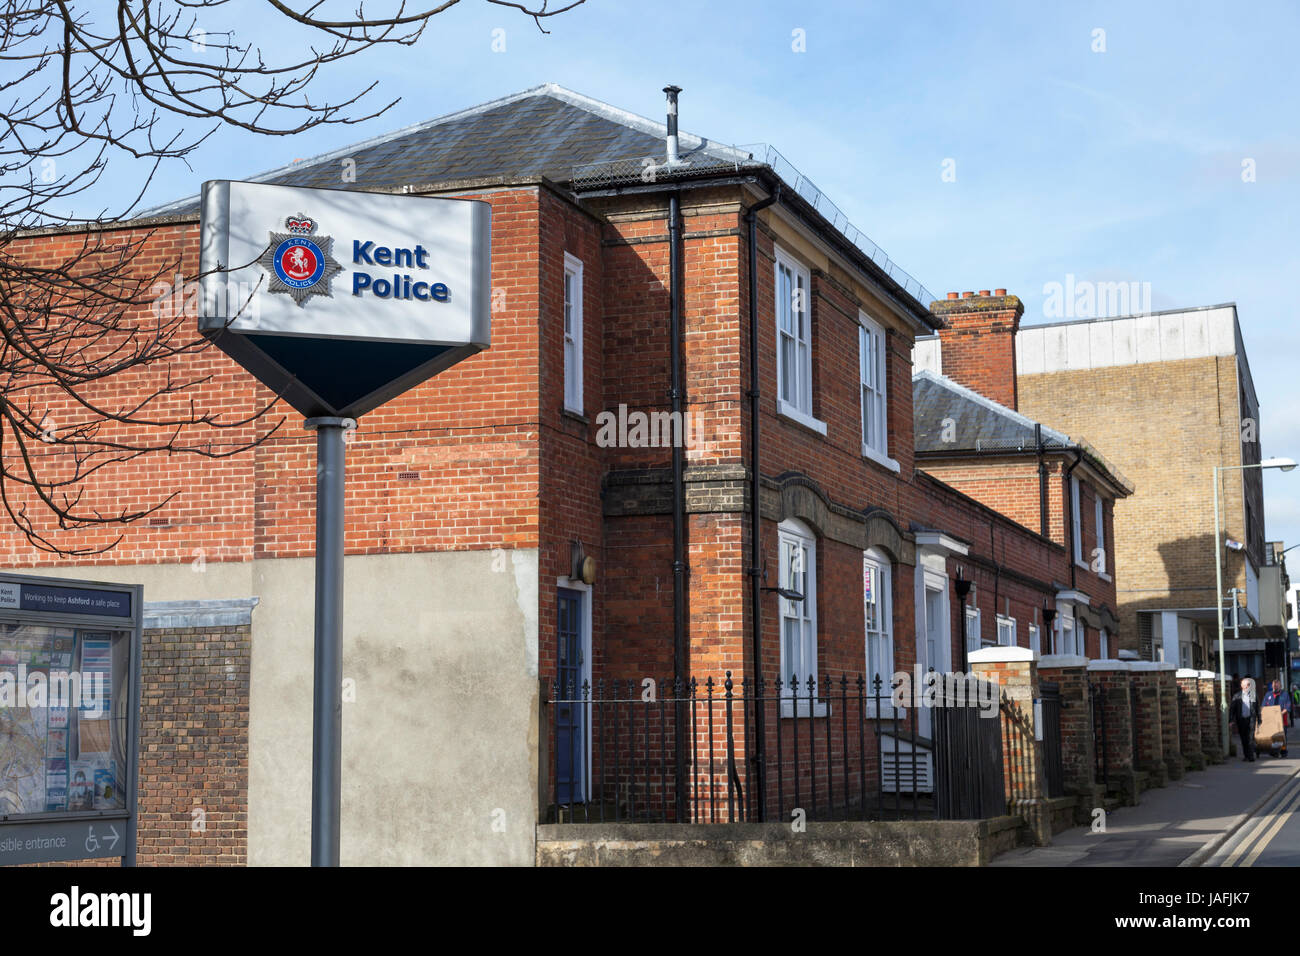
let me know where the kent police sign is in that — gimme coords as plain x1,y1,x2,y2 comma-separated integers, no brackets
199,180,491,866
199,180,491,418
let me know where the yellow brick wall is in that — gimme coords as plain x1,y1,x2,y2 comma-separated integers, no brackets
1018,354,1250,651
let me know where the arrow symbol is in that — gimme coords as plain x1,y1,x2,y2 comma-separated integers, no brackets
104,825,119,850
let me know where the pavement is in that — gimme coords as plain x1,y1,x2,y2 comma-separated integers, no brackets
991,751,1300,867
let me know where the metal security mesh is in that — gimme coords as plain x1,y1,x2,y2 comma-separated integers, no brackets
975,436,1073,452
572,143,937,308
571,151,760,190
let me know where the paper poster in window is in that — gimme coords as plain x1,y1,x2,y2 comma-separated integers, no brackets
94,764,118,810
68,760,95,811
78,636,112,717
45,756,67,811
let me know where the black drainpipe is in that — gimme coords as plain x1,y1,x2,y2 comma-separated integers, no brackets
667,187,688,823
744,182,779,821
991,522,1000,630
1036,423,1049,537
1065,447,1085,590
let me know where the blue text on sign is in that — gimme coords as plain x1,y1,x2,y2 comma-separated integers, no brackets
351,240,448,301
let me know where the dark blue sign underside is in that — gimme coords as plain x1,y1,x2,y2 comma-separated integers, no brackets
244,335,453,412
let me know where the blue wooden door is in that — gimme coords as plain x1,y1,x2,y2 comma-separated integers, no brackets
556,588,586,804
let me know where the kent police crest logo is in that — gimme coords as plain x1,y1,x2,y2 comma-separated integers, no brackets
257,214,343,306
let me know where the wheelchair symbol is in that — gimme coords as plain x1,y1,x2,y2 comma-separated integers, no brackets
85,826,99,853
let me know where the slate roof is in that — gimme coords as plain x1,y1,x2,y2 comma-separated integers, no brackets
138,83,754,219
913,369,1133,494
136,82,939,326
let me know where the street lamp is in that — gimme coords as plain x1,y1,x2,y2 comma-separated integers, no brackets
1214,456,1297,752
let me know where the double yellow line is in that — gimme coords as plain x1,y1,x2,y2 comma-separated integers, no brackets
1220,776,1300,866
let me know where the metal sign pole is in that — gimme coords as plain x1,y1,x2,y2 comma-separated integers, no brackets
305,416,355,867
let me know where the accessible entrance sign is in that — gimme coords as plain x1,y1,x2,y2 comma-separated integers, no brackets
0,573,143,866
199,180,491,866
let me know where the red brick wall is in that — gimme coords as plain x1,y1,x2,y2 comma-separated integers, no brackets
2,188,548,568
912,471,1062,656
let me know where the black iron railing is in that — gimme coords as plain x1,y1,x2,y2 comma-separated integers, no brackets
1090,682,1110,788
1000,695,1035,805
1039,681,1065,798
1129,681,1141,766
546,671,1007,825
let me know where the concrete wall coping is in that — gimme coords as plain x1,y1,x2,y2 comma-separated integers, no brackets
969,646,1037,664
1176,668,1202,679
144,596,260,630
1087,660,1132,672
1038,654,1088,668
1155,662,1180,672
1198,670,1218,680
1129,661,1162,671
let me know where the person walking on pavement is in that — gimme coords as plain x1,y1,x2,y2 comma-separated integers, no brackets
1263,678,1290,758
1231,677,1261,762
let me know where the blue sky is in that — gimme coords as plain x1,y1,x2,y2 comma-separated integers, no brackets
120,0,1300,554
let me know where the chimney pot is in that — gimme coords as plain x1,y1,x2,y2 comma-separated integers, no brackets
978,290,990,297
947,292,959,300
961,291,974,298
995,288,1006,296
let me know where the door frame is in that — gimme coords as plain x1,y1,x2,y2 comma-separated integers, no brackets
917,559,953,674
914,555,952,737
556,578,593,803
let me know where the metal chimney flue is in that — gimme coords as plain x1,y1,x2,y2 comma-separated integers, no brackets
664,85,682,166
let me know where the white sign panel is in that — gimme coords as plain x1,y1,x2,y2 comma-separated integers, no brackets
199,180,491,346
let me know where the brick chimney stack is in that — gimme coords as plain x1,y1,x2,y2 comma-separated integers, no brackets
929,289,1024,410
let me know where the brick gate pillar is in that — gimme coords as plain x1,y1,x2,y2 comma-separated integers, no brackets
1198,670,1225,763
1128,663,1167,786
1038,655,1102,824
1155,664,1183,781
1086,661,1143,805
1176,669,1205,771
969,647,1050,845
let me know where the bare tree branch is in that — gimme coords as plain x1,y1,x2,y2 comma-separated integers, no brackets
0,0,583,553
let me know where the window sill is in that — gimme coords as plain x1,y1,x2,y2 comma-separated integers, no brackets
561,407,589,425
1097,571,1112,582
861,444,901,474
776,401,827,437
